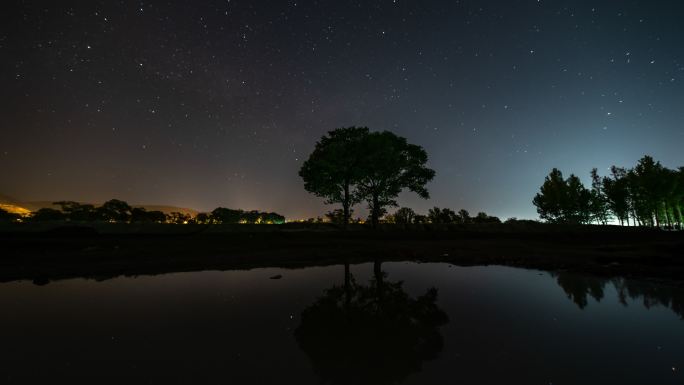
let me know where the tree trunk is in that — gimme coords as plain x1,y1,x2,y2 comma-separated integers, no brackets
371,194,380,229
342,183,350,229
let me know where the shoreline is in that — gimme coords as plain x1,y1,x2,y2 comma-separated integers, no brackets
1,223,683,285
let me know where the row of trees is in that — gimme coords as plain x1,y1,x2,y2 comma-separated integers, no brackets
300,127,435,228
0,199,285,225
322,206,501,225
385,207,501,225
533,155,684,227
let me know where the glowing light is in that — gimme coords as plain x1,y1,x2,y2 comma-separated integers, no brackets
0,204,31,216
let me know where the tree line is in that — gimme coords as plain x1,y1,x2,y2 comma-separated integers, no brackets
533,155,684,227
321,206,501,225
0,199,285,225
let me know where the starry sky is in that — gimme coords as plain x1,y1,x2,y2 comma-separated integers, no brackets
1,0,683,219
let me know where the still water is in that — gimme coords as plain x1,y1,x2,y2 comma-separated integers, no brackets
0,262,682,384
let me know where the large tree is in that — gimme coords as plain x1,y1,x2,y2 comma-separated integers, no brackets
299,127,369,226
355,131,435,228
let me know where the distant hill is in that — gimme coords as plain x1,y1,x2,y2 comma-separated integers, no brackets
0,195,200,217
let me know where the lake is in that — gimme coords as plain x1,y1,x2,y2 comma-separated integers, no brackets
0,262,682,384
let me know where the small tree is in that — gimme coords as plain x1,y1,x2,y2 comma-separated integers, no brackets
533,168,567,223
31,208,65,221
166,212,190,224
456,209,471,224
54,201,96,221
427,207,457,224
391,207,416,225
533,168,591,224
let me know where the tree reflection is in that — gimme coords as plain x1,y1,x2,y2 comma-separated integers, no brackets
552,271,684,318
553,272,606,309
295,260,449,385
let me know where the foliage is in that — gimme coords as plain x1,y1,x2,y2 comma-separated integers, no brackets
31,208,65,221
536,155,684,227
387,207,416,224
299,127,369,226
97,199,133,222
53,201,97,221
427,207,457,224
210,207,285,224
166,212,191,224
130,207,166,223
355,131,435,228
533,168,591,224
325,208,354,225
300,128,434,228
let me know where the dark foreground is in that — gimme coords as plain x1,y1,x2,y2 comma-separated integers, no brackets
1,223,682,284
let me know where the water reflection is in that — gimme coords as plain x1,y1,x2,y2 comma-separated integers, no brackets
552,271,684,318
295,260,449,385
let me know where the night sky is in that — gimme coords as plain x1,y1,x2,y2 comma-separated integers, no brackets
2,0,683,219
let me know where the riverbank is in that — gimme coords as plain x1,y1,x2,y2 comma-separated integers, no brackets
1,223,682,284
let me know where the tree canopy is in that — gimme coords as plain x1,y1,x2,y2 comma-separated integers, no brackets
355,131,435,227
534,155,683,227
299,127,369,226
300,128,435,228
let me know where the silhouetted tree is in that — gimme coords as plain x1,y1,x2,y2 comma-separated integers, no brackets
602,166,631,226
533,168,591,224
325,209,352,225
355,131,435,228
457,209,471,224
390,207,416,225
166,212,191,224
533,168,566,223
472,212,501,224
299,127,369,227
427,207,457,224
130,207,149,222
589,168,611,225
97,199,132,222
565,174,592,224
259,212,286,224
194,213,211,224
31,208,65,221
413,214,428,224
631,155,667,226
210,207,243,224
53,201,96,221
